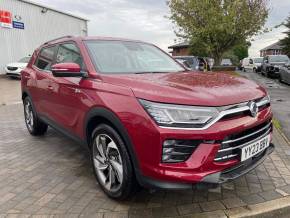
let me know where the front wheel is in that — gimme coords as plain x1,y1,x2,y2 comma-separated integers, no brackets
91,124,137,199
23,96,48,136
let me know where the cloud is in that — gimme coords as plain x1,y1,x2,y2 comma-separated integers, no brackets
34,0,176,51
32,0,290,56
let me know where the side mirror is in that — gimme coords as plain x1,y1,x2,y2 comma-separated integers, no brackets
51,63,87,77
264,60,268,64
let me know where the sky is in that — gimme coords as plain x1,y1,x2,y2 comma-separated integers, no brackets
33,0,290,57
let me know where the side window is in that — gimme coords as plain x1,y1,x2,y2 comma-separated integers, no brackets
34,46,57,71
55,43,84,69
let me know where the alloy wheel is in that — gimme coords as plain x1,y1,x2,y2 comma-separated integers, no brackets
24,101,34,131
93,134,123,192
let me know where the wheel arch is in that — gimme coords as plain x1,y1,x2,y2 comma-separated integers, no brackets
84,107,140,173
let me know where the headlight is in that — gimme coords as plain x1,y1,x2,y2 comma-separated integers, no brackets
139,99,219,128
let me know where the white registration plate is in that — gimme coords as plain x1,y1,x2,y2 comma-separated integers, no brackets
241,135,270,162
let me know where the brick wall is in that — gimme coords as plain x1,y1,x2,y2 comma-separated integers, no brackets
171,47,190,56
260,49,285,57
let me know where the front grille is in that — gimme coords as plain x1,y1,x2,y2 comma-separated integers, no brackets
215,120,272,162
221,98,270,121
162,139,201,163
7,66,18,71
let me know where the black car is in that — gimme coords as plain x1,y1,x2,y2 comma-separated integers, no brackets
261,55,290,78
279,61,290,85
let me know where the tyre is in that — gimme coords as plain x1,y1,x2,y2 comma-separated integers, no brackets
279,75,283,83
23,96,48,136
91,124,137,200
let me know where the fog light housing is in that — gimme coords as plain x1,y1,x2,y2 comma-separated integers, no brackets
162,139,201,163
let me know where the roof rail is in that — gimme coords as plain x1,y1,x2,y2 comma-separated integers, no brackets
44,35,73,45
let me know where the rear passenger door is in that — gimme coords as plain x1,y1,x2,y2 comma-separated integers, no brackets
47,42,87,134
32,45,58,116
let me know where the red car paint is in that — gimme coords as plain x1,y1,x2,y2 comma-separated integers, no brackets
21,36,274,188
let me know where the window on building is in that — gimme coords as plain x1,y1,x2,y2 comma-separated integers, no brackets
34,46,57,71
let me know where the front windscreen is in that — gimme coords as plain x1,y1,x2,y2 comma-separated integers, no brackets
269,55,290,62
85,40,185,74
18,57,30,63
254,58,263,63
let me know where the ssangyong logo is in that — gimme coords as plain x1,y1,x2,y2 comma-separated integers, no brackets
248,101,259,117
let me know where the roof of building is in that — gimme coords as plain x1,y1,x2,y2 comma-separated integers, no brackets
19,0,89,21
168,41,190,49
260,41,283,51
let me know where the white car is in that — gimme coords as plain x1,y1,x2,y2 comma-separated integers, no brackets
5,57,30,78
242,57,263,73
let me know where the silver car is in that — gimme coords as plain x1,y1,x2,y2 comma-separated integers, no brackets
279,61,290,85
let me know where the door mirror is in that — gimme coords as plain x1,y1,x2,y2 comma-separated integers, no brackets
51,63,87,77
249,59,253,64
264,60,268,64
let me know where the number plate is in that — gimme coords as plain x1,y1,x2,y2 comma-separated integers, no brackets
241,135,270,162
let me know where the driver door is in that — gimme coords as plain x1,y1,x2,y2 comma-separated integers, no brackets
47,42,87,135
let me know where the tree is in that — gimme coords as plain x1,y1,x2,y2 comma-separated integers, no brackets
280,16,290,56
232,41,251,61
167,0,269,65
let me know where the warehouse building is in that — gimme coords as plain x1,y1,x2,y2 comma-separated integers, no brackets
0,0,88,74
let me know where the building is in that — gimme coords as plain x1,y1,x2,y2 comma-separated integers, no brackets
168,41,190,56
0,0,88,74
260,41,285,57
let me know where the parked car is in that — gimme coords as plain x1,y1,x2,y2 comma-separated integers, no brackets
174,56,208,71
261,55,290,78
221,59,232,66
21,36,274,200
5,56,31,78
175,59,191,70
242,57,263,73
279,61,290,84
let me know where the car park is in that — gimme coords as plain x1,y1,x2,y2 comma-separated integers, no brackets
21,36,274,200
279,61,290,84
261,55,290,78
5,56,31,78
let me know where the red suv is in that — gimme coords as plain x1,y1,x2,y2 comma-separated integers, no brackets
21,36,274,199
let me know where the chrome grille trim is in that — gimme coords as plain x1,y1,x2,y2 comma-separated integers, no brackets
215,154,238,161
222,122,272,145
160,98,270,131
217,127,271,153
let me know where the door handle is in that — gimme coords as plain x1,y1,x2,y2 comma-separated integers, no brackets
24,75,30,79
48,85,53,90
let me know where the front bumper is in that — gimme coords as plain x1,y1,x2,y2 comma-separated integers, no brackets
139,144,274,190
5,67,21,77
133,105,273,189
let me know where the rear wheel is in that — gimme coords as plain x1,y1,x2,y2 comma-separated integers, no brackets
91,124,137,200
23,96,48,136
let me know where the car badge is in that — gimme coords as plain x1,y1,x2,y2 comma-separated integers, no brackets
248,101,258,117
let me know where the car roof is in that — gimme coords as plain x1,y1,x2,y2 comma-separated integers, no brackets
267,55,288,57
42,35,148,46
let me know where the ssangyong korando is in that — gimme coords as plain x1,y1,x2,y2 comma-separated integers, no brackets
21,36,274,199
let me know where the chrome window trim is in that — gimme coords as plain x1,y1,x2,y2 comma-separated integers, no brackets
159,98,270,130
